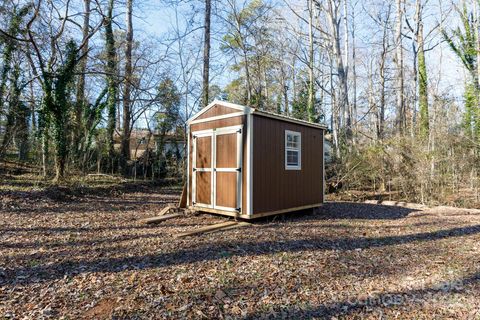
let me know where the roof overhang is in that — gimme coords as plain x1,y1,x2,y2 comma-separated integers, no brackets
187,99,327,130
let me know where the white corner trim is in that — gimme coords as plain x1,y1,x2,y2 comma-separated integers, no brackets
186,126,190,206
322,131,325,203
247,113,253,216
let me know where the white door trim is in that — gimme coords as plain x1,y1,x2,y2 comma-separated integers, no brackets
192,131,214,208
191,125,243,213
212,125,243,212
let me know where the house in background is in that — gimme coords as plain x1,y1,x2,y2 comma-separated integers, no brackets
113,130,185,161
186,100,326,219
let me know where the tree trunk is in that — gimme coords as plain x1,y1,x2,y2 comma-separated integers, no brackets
351,2,357,140
121,0,133,174
234,13,252,105
417,19,429,138
307,0,315,122
42,132,48,177
243,47,252,105
327,0,349,137
475,0,480,144
202,0,211,107
378,22,388,140
0,12,16,140
105,0,117,171
73,0,90,157
343,0,350,132
281,65,289,115
395,0,405,134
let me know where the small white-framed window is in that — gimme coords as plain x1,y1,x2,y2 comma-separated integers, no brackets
285,130,301,170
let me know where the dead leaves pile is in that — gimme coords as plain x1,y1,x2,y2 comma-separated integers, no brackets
1,187,480,319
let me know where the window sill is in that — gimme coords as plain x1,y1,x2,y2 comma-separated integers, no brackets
285,166,301,171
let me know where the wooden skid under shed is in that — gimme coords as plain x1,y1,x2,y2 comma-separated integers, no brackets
140,213,183,224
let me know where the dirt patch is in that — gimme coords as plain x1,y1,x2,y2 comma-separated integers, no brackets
83,298,117,319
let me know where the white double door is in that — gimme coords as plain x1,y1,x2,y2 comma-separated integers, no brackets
192,125,243,212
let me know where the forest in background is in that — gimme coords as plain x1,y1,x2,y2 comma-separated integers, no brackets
0,0,479,207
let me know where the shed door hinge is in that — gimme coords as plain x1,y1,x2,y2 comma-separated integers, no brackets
236,168,241,172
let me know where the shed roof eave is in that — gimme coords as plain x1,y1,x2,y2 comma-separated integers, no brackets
187,99,327,130
186,99,253,124
252,109,328,130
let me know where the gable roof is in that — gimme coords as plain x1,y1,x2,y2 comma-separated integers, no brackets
188,100,327,130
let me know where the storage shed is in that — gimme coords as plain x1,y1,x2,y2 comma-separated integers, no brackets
186,100,326,219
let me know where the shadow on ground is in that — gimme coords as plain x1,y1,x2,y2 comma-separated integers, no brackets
252,202,419,224
3,221,480,286
240,270,480,319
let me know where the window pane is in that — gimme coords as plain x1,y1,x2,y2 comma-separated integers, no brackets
287,134,294,147
287,150,299,166
286,133,299,148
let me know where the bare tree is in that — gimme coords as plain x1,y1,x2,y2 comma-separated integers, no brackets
105,0,117,171
325,0,350,137
307,0,315,121
121,0,134,174
201,0,211,108
395,0,405,133
73,0,91,156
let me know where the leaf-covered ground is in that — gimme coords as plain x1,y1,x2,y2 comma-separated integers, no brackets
1,181,480,319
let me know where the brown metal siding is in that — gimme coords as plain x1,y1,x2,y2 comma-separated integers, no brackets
188,116,247,213
196,104,239,120
252,115,324,214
